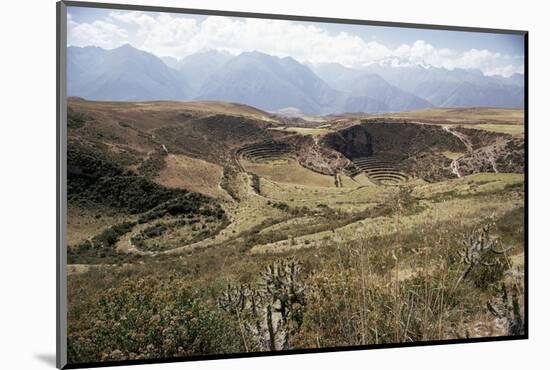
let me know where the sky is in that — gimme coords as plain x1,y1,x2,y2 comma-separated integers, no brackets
67,6,525,77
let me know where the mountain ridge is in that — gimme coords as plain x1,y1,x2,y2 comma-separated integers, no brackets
67,44,525,114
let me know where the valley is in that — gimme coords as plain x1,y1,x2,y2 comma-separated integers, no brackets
66,98,525,363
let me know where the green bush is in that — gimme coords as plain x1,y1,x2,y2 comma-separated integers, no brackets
68,278,243,363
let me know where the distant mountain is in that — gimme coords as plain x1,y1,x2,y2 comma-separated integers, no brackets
177,50,234,93
308,62,363,86
508,73,525,87
346,74,433,111
161,50,234,95
361,64,524,108
67,45,524,113
68,44,189,101
196,51,319,114
312,63,433,112
494,73,524,88
412,79,524,108
160,55,179,69
197,51,383,115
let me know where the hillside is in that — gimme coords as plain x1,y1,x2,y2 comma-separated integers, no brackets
66,99,525,364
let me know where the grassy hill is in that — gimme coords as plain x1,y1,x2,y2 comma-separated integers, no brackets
66,100,525,364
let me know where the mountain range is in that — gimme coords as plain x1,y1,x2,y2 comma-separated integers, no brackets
67,44,524,115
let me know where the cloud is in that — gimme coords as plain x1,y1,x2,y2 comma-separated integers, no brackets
68,13,128,49
67,10,523,77
483,64,524,77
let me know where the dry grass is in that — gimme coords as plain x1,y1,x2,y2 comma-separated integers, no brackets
375,107,524,125
67,207,132,246
412,173,524,199
460,123,524,137
155,154,229,200
68,98,277,123
259,177,387,211
249,194,521,254
441,151,465,160
242,159,338,188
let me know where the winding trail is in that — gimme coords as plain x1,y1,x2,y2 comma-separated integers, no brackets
450,159,461,178
443,126,473,151
443,126,472,178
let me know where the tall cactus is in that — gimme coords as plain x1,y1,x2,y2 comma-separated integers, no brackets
487,283,524,336
260,259,306,349
454,223,511,290
218,258,306,351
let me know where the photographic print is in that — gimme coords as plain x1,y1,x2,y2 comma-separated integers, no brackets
58,1,527,368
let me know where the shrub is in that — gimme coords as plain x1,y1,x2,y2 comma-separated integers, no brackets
68,278,243,363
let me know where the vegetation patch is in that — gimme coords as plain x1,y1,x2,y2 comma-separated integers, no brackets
68,108,94,129
137,150,167,179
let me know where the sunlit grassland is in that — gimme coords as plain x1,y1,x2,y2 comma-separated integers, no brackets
155,154,229,200
376,107,524,125
242,158,347,188
460,123,524,137
441,151,465,160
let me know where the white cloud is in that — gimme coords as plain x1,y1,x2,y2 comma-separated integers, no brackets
68,13,128,49
484,64,524,77
67,11,523,77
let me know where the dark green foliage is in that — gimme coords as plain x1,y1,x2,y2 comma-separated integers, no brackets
268,201,315,217
141,223,168,239
68,221,136,264
95,222,135,246
137,150,167,179
166,196,204,216
68,143,208,214
136,196,226,224
68,278,243,363
69,169,187,214
270,201,290,212
67,143,228,261
68,108,93,129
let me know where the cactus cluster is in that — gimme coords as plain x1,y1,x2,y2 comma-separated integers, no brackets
218,258,306,351
487,283,524,336
454,223,511,289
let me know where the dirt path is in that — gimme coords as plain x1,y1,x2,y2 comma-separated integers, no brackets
115,224,153,255
334,174,343,187
443,126,471,178
450,159,462,178
443,126,472,152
